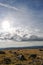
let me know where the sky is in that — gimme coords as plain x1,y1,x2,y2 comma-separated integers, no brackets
0,0,43,40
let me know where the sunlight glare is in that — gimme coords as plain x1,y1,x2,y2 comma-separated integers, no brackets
2,21,10,32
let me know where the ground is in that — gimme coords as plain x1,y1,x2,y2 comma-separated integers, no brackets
0,48,43,65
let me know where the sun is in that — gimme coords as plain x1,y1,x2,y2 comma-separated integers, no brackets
2,21,10,31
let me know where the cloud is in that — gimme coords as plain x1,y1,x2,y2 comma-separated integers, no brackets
0,33,43,41
0,0,43,39
0,27,43,41
0,2,19,11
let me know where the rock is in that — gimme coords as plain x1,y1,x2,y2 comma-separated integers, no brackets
29,54,37,59
37,56,41,59
39,49,43,51
13,52,17,54
17,54,26,61
3,57,11,64
13,52,18,56
0,51,5,54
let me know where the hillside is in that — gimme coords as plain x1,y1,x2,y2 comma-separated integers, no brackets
0,48,43,65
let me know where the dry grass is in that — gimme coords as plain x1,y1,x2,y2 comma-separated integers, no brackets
0,48,43,65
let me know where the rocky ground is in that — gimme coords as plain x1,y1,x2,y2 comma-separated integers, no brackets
0,48,43,65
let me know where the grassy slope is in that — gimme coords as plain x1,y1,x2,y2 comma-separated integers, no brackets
0,48,43,65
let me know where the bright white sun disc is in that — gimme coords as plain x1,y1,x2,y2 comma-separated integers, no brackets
2,21,10,31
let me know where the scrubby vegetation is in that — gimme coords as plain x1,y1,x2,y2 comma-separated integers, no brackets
0,48,43,65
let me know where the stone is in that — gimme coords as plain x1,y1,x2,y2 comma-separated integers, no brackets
17,54,26,61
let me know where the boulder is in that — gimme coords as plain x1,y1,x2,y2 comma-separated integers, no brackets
0,51,5,54
29,54,37,59
17,54,26,61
